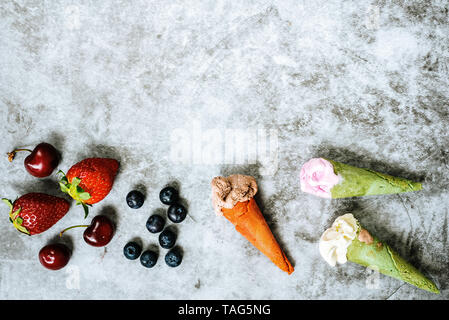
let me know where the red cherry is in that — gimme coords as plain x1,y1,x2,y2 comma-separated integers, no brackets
60,215,114,247
7,142,60,178
83,215,114,247
38,243,71,270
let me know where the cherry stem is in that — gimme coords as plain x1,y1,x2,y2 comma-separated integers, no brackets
7,149,32,162
59,224,89,237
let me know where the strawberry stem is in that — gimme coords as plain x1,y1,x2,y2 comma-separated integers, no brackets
58,171,92,218
59,224,90,237
7,149,32,162
2,198,30,235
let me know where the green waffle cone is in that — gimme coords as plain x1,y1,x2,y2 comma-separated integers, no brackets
347,229,439,294
326,159,422,198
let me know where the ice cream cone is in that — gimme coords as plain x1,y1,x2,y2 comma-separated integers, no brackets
320,214,439,294
221,197,294,274
211,174,294,275
300,158,422,199
347,229,439,294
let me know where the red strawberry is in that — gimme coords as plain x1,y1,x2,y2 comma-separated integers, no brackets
2,193,70,235
59,158,119,217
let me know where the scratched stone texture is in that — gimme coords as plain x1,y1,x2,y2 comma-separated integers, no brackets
0,0,448,300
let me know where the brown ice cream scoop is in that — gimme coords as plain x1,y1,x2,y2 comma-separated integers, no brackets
211,174,257,215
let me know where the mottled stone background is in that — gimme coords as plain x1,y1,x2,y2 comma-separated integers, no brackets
0,0,448,299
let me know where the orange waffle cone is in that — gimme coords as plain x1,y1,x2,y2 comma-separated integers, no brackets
221,197,294,274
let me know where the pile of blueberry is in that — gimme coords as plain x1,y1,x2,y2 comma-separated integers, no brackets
123,187,187,268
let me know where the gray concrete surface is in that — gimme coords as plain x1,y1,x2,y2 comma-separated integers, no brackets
0,0,448,299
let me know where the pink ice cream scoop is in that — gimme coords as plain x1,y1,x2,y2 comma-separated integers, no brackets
300,158,341,198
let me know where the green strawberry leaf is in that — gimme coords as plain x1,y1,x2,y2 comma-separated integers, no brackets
9,209,29,235
3,200,28,235
10,208,21,220
57,170,68,181
58,171,93,218
2,198,13,210
16,225,30,235
82,203,89,219
71,177,81,188
58,171,71,195
59,182,69,193
78,192,91,201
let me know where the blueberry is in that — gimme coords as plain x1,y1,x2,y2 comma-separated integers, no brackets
146,214,165,233
159,187,178,205
167,204,187,223
140,250,158,268
158,229,177,249
123,241,142,260
126,190,144,209
165,248,182,267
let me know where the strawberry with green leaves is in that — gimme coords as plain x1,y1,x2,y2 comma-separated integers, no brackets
2,193,70,235
59,158,119,217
